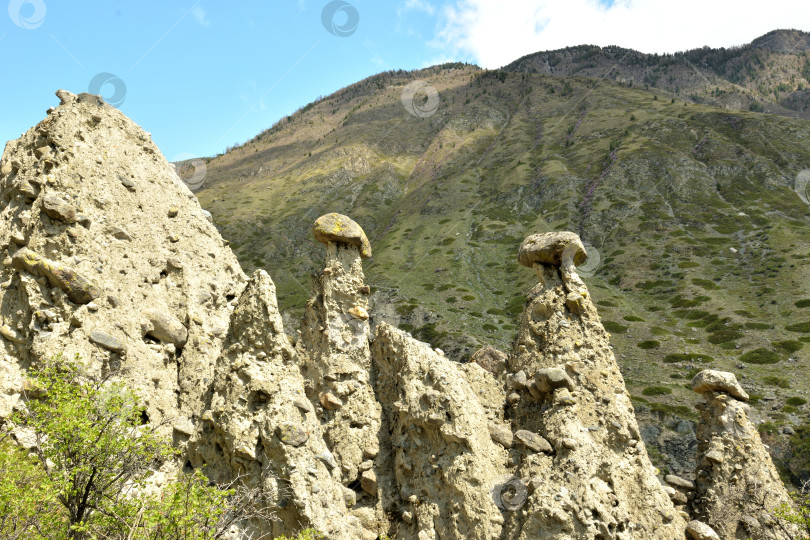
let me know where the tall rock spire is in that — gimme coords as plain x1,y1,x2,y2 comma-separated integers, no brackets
504,231,686,538
690,369,799,539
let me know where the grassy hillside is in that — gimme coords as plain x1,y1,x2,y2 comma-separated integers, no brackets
193,60,810,482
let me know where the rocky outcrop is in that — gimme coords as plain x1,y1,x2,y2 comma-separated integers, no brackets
186,270,364,539
690,369,799,539
0,90,245,430
373,323,507,539
504,232,687,538
2,91,804,540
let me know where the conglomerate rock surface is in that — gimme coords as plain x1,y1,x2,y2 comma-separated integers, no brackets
0,90,245,435
0,91,801,540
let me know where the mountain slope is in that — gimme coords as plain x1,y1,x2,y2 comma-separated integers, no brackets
504,29,810,118
194,57,810,482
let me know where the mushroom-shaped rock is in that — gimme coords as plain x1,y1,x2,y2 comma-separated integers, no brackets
518,231,586,268
691,370,749,402
312,213,372,258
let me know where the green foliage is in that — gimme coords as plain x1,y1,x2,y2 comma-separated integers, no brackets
273,529,325,540
787,397,808,407
636,340,660,349
1,356,270,539
774,340,804,353
786,322,810,333
662,353,714,363
774,480,810,538
642,385,672,396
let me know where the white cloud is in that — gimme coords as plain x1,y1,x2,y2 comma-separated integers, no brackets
400,0,436,16
191,6,210,27
434,0,810,68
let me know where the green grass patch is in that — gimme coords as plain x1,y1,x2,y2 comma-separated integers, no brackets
637,340,661,349
787,397,807,406
795,299,810,308
623,315,644,322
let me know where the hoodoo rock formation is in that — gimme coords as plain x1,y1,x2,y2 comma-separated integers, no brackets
690,370,800,539
0,91,801,539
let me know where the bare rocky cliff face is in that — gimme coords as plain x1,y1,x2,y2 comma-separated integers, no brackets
0,91,801,539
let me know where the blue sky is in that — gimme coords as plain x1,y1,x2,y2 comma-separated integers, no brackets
2,0,809,159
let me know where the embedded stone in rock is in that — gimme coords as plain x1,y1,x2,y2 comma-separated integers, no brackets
686,520,721,540
665,474,695,490
514,429,552,453
470,346,507,375
488,422,513,448
348,305,369,320
276,421,309,447
319,392,343,410
89,330,125,354
144,308,188,347
11,248,101,304
691,370,749,401
0,325,25,343
533,367,574,395
518,231,586,268
360,469,377,495
312,213,372,258
41,193,77,223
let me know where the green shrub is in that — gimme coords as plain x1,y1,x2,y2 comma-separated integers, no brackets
787,397,808,407
774,340,804,353
795,299,810,308
763,376,791,388
739,348,780,364
642,386,673,396
637,340,661,349
786,322,810,333
603,321,629,333
623,315,644,322
662,353,714,363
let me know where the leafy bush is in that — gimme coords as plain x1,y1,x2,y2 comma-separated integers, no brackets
0,356,271,539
